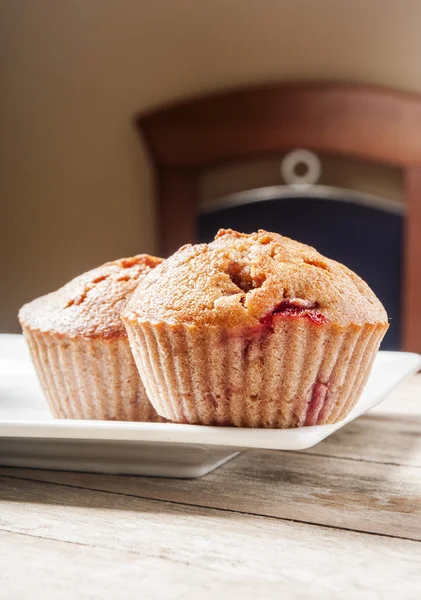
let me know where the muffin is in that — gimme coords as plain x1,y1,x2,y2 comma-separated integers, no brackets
19,255,164,421
122,229,388,428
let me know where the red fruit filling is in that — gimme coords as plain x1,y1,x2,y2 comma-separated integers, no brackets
260,300,328,330
304,379,329,426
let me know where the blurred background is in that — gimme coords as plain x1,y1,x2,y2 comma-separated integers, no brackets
1,0,420,350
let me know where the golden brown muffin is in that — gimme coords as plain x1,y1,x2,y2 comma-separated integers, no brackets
19,255,164,421
122,230,388,428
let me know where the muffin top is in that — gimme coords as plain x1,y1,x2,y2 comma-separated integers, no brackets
19,255,163,339
123,230,388,329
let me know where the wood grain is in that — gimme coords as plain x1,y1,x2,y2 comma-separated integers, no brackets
304,414,421,467
1,531,298,600
2,376,421,597
1,478,421,599
1,378,421,542
2,441,420,541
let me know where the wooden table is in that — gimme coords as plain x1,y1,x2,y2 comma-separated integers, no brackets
1,374,421,599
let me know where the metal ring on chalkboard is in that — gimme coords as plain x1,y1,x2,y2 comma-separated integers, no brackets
281,149,321,188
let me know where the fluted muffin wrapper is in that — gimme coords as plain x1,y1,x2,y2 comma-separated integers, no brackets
22,327,164,422
124,319,387,428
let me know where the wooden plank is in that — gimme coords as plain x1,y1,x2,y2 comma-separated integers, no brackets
0,531,292,600
2,442,421,541
1,478,421,598
304,413,421,466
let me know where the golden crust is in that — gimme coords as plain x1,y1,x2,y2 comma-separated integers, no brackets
123,230,388,329
19,255,163,339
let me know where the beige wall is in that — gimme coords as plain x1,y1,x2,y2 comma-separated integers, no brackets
1,0,420,331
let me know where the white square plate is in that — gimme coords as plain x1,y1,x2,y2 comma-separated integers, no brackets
1,334,420,478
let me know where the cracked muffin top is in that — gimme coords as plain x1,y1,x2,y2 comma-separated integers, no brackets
123,230,388,329
19,255,163,339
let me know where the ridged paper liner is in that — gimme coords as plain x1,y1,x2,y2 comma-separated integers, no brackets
125,319,387,428
22,327,164,422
